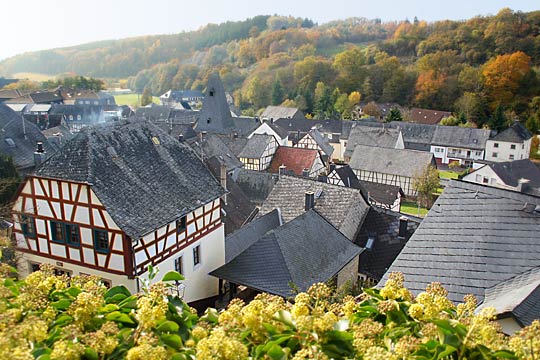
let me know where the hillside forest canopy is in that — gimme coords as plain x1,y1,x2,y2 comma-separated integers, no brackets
2,9,540,129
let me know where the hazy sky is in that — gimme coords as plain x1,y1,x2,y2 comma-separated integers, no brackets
0,0,537,61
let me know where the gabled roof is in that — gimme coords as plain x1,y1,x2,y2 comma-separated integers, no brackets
188,133,243,172
306,128,334,157
331,165,363,190
268,147,320,176
233,169,276,205
224,209,282,262
410,107,451,125
431,125,490,150
344,125,401,158
211,209,363,298
349,145,435,178
255,121,289,139
492,122,533,143
0,89,24,100
489,159,540,188
34,121,225,240
238,134,275,159
195,73,235,133
134,105,172,121
261,106,300,120
356,208,419,281
361,181,403,207
379,180,540,303
392,122,435,150
479,266,540,327
29,91,63,104
259,175,369,231
231,116,261,137
0,104,55,170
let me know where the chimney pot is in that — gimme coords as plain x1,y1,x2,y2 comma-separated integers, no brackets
36,141,44,153
398,216,408,238
305,191,315,211
302,168,310,178
279,164,286,178
178,134,184,142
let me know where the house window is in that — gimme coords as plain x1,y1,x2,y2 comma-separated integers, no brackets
93,229,109,253
510,144,516,150
69,115,74,121
483,177,489,184
475,151,482,156
509,154,515,160
77,115,82,121
21,215,36,237
65,224,80,246
193,245,201,266
207,117,211,124
490,178,497,185
494,143,499,148
177,216,186,233
175,256,183,274
492,152,498,158
475,174,482,182
209,90,214,97
30,262,41,273
51,221,65,243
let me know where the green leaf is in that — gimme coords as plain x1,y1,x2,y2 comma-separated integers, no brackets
267,344,286,360
52,314,73,327
83,347,98,360
104,286,131,301
99,304,119,313
32,348,51,358
51,299,72,310
437,344,457,359
493,350,518,359
66,287,82,298
162,271,185,282
171,354,188,360
36,355,51,360
273,310,295,328
200,307,219,324
161,333,183,349
105,311,136,325
156,320,180,333
117,295,138,309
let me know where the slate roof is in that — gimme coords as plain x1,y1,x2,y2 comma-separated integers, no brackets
331,165,363,190
187,133,243,172
224,209,282,262
391,122,435,151
306,128,334,157
261,106,301,120
489,159,540,188
268,147,320,176
431,125,490,150
344,125,401,159
410,108,451,125
211,209,363,298
259,175,369,231
238,134,275,159
356,208,420,281
478,266,540,327
349,145,435,178
361,181,403,208
265,122,289,138
29,91,63,104
34,121,225,240
379,180,540,303
233,169,276,205
231,116,262,137
492,122,533,143
0,104,55,170
0,89,24,100
134,105,172,122
195,73,235,133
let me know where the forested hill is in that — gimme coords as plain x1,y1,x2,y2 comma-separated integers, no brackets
2,9,540,127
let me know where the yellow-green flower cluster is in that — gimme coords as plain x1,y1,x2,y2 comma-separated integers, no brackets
510,320,540,359
50,339,85,360
409,282,454,320
135,282,168,330
379,272,412,300
196,327,248,359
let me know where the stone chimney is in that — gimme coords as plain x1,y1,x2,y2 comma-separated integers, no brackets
305,191,315,211
278,164,286,179
34,141,46,167
220,162,227,205
398,216,408,239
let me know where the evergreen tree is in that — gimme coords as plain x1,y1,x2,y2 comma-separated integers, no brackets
271,80,284,106
141,87,153,106
489,104,507,132
526,115,539,135
385,107,403,122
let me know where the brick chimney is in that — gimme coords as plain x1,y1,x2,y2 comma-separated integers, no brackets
305,191,315,211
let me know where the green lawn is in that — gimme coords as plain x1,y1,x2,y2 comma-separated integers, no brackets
400,201,429,217
438,169,466,179
114,93,160,107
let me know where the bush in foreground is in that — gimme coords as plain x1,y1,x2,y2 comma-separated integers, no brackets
0,264,539,359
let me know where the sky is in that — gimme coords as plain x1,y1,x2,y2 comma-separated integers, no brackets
0,0,537,61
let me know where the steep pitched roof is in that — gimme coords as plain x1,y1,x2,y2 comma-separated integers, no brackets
34,121,224,240
261,106,301,120
479,266,540,327
233,169,276,205
361,181,403,207
344,125,401,158
380,180,540,303
238,134,275,159
492,122,533,143
391,122,435,151
431,126,490,150
410,108,451,125
231,116,262,137
188,133,243,172
195,73,235,133
134,105,172,122
259,175,369,230
0,104,55,170
211,209,363,297
224,209,282,262
356,208,420,281
268,147,320,176
307,128,334,157
349,145,435,178
489,159,540,188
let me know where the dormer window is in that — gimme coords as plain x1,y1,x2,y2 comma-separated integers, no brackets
209,89,214,97
207,118,211,124
177,216,186,233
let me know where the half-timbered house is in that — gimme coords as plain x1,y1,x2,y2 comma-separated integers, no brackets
296,128,334,161
238,134,278,171
12,121,226,304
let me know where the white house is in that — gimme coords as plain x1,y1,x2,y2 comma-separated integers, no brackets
296,128,334,160
485,122,533,162
248,121,288,146
238,134,279,171
12,122,226,304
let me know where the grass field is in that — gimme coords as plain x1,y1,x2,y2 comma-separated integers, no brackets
438,169,466,179
12,72,55,82
114,94,160,107
400,201,429,217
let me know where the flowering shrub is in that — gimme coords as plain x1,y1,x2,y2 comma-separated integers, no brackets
1,265,539,359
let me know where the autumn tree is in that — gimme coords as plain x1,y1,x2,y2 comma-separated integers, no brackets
482,51,531,108
413,165,440,209
362,101,381,118
140,87,152,106
333,47,367,93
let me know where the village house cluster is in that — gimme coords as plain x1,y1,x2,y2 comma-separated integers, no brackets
2,73,540,332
